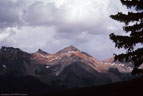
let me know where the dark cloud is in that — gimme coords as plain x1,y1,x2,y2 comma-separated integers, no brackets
0,0,126,60
0,0,24,29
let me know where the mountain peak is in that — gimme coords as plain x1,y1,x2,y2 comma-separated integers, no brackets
37,49,49,55
0,46,22,54
57,45,80,54
66,45,79,50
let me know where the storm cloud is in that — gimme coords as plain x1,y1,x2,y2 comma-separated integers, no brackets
0,0,127,60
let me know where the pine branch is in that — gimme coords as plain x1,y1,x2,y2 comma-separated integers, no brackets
130,30,143,37
115,48,143,67
110,12,143,25
110,33,143,51
124,23,143,32
121,0,143,10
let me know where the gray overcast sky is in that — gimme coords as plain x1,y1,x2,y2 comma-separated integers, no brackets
0,0,128,60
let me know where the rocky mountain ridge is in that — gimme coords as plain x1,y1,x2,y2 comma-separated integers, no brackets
0,45,134,88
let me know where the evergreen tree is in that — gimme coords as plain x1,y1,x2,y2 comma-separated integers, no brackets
110,0,143,75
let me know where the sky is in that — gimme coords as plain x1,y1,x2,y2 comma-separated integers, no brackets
0,0,128,60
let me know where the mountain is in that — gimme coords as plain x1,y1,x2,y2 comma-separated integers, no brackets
37,49,50,55
31,45,134,88
103,57,134,68
0,46,135,89
57,45,80,54
103,56,114,63
0,47,35,76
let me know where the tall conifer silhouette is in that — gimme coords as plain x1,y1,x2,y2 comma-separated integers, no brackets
110,0,143,74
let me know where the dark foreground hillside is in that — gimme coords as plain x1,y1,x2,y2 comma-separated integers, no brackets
0,76,142,96
0,76,51,95
55,77,143,96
